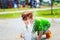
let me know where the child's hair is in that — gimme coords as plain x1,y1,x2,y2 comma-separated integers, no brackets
22,11,33,20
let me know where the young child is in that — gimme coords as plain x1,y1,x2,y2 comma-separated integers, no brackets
19,11,33,40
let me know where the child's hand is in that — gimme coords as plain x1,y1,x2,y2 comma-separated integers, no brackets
20,34,24,38
16,34,24,39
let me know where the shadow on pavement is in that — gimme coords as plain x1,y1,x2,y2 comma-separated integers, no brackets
41,37,47,40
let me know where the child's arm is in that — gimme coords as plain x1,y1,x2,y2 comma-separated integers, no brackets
37,31,43,40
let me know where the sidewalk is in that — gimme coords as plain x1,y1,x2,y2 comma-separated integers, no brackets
0,18,60,40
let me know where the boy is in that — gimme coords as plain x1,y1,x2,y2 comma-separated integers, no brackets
19,11,33,40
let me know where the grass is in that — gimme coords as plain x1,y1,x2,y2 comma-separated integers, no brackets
0,8,60,19
0,13,22,19
36,14,60,18
33,8,60,18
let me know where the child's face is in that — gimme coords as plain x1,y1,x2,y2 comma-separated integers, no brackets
24,15,33,24
22,12,33,24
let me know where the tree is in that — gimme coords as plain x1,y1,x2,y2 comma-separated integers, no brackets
51,0,54,15
39,0,43,5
